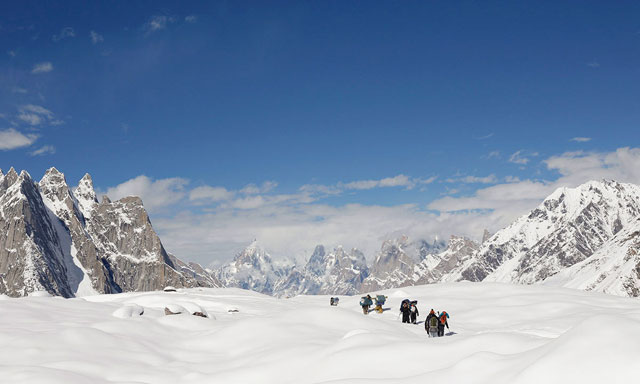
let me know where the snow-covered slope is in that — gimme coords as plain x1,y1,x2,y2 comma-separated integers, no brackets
543,220,640,296
2,283,640,383
446,180,640,297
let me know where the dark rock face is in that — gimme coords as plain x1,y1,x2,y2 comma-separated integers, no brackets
0,167,212,297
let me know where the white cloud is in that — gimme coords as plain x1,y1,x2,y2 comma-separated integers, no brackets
104,175,188,212
185,15,197,23
486,151,500,159
429,147,640,236
144,15,174,34
107,149,640,265
11,87,27,94
240,181,278,195
31,62,53,74
17,104,55,125
341,174,421,190
570,137,591,142
8,50,16,57
0,128,39,150
52,27,75,42
90,31,104,44
446,174,498,184
190,186,234,202
508,150,538,165
29,145,56,156
477,133,494,140
587,61,600,68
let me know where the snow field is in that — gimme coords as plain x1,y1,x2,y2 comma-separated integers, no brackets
1,283,639,383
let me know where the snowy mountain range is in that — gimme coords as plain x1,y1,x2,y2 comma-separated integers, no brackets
2,167,639,299
212,180,640,298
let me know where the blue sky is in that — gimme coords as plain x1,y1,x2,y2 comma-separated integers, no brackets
1,1,640,265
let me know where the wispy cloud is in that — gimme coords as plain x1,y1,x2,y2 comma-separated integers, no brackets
90,31,104,44
446,174,498,184
190,186,234,202
486,150,500,159
11,87,27,94
587,61,600,68
17,104,54,126
0,128,39,150
477,132,494,140
185,15,197,23
29,145,56,156
31,62,53,74
508,150,538,165
144,15,174,34
52,27,75,42
570,137,591,142
7,50,16,57
240,181,278,195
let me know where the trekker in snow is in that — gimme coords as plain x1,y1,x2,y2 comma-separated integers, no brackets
425,309,438,337
400,300,411,323
374,295,387,313
330,297,339,306
409,301,419,324
438,311,450,336
360,295,373,315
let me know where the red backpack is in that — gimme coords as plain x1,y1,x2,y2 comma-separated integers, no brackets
440,312,447,324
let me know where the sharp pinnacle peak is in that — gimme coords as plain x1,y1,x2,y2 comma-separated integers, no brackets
43,167,64,177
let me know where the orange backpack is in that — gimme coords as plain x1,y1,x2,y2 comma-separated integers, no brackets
440,312,447,324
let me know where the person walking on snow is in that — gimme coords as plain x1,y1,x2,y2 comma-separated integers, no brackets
400,300,411,323
425,309,438,337
360,295,373,315
409,301,419,324
438,311,450,337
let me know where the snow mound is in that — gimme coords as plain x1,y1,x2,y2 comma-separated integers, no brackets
112,304,144,318
29,291,53,297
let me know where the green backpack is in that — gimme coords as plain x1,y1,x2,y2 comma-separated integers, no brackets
429,316,439,330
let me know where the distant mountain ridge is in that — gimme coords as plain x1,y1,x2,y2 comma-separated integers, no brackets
2,168,639,299
212,179,640,298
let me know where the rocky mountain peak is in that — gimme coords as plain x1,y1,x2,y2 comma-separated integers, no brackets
75,173,98,219
482,229,492,244
5,167,19,186
39,167,72,204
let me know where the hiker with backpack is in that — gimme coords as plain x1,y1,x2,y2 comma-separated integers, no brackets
409,300,419,324
400,300,411,323
360,294,373,315
425,309,439,337
437,311,450,336
374,295,387,313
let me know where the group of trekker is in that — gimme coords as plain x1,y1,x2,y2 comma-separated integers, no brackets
355,295,450,337
358,294,387,314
